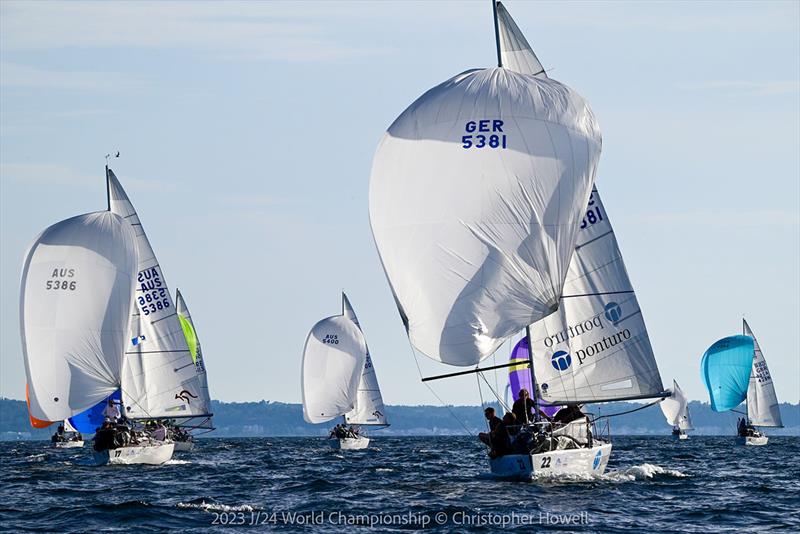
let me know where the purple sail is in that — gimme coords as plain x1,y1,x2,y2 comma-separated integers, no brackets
508,337,561,418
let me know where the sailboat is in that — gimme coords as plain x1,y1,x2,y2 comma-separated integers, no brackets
701,322,782,446
173,288,214,451
107,169,214,440
660,380,693,440
20,210,172,465
51,419,85,449
302,294,386,450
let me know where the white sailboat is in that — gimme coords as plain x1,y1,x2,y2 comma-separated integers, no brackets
107,169,213,432
739,319,782,446
51,419,85,449
660,380,693,440
302,294,382,450
20,210,172,465
369,1,659,479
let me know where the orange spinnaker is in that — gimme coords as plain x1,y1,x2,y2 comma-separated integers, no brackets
26,383,54,429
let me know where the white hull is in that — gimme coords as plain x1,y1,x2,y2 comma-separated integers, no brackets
172,440,195,452
52,440,84,449
92,442,175,465
678,433,689,440
736,435,768,446
328,436,370,450
489,443,612,480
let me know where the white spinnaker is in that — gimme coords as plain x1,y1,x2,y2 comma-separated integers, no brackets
660,380,693,431
529,189,665,403
175,289,212,422
369,67,601,366
107,169,206,420
342,294,388,426
302,315,368,424
744,319,783,427
496,1,546,77
20,211,138,422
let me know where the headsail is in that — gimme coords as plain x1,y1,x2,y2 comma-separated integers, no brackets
528,190,666,404
63,418,78,433
20,211,138,422
342,294,388,426
369,66,601,366
701,335,754,412
660,379,693,431
743,320,782,427
175,289,213,426
301,313,368,424
107,169,207,421
495,1,546,77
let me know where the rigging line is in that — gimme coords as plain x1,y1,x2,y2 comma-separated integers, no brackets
561,290,635,299
478,371,510,413
592,398,664,421
407,336,473,436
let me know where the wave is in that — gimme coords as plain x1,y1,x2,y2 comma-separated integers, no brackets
164,459,191,465
177,500,259,513
531,463,688,483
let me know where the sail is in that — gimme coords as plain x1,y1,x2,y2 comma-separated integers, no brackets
301,314,368,424
175,289,213,425
107,169,207,421
63,418,78,433
700,335,754,412
507,336,561,418
660,380,693,431
528,189,665,404
68,390,122,434
26,383,54,429
20,211,138,422
342,294,388,426
743,320,782,427
369,67,601,367
495,2,546,77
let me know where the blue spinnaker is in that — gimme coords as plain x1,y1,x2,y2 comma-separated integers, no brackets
700,335,754,412
68,390,121,433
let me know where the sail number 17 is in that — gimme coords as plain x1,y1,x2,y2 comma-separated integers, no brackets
462,120,507,150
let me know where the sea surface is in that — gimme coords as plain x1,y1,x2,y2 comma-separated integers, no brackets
1,435,798,533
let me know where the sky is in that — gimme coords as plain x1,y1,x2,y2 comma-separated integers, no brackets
1,1,798,409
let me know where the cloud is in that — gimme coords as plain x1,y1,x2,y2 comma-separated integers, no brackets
0,62,145,91
0,1,382,62
676,81,800,97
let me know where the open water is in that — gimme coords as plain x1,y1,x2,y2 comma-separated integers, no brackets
1,435,798,532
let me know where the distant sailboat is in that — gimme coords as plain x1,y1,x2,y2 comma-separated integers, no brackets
51,419,85,449
660,380,693,440
701,322,782,446
20,211,172,464
302,294,385,450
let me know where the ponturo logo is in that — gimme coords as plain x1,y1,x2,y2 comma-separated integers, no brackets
593,449,603,469
604,302,622,325
550,350,572,372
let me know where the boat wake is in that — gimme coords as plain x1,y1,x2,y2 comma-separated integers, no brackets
177,499,259,513
164,459,191,465
530,463,688,483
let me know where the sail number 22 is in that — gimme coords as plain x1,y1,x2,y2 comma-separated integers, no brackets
462,120,507,149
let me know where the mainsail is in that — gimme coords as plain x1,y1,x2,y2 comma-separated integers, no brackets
495,1,546,77
369,54,601,366
743,320,782,427
20,211,138,422
528,190,666,404
107,168,208,421
301,313,368,424
342,294,388,426
175,289,213,425
660,379,693,431
701,335,754,412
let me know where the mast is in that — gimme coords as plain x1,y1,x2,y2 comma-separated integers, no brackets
492,0,502,68
525,325,540,422
105,164,111,212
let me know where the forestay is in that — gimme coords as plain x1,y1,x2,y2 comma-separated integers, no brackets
743,320,782,427
701,335,754,412
21,211,138,422
342,294,388,426
302,315,367,424
175,289,213,425
495,1,546,77
528,190,665,404
369,67,601,366
107,169,207,421
660,380,693,430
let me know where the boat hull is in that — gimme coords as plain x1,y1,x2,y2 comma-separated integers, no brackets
678,434,689,440
489,443,612,480
173,440,195,452
328,437,370,450
52,440,84,449
92,442,175,466
736,435,768,446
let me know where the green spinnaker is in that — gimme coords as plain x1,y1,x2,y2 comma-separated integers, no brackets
178,313,198,364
